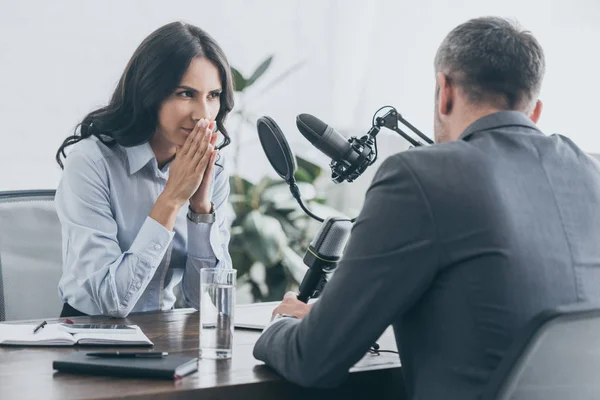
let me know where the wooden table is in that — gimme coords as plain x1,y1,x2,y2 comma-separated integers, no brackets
0,306,405,399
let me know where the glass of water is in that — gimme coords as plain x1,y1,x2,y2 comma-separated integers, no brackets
199,268,236,359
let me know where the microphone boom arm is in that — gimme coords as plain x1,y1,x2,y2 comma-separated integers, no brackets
373,108,434,147
329,106,433,184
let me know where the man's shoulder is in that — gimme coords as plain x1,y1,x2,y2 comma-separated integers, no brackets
373,142,495,215
381,141,484,179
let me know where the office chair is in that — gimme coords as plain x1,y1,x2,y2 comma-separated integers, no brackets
0,190,63,321
482,303,600,400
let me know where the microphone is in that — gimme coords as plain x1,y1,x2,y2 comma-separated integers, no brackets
296,114,376,184
297,217,352,303
296,109,433,184
296,114,359,164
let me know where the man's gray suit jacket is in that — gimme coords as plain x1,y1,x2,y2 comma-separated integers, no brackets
253,111,600,399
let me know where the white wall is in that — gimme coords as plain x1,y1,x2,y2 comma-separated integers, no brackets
1,0,599,215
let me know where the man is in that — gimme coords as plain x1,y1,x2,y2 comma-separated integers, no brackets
253,17,600,399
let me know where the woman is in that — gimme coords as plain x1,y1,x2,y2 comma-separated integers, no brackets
55,21,234,317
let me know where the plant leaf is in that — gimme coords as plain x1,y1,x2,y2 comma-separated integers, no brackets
231,67,248,92
254,59,307,99
294,168,313,183
250,176,274,209
241,211,287,266
229,246,254,278
247,55,274,87
261,182,316,206
280,247,309,284
229,175,255,215
229,175,254,195
296,157,322,182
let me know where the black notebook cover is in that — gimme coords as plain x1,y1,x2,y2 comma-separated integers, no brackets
53,352,198,379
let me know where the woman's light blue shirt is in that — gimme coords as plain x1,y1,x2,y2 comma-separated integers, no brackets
56,136,231,317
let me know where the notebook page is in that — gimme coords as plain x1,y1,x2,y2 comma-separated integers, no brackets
0,324,75,346
73,326,153,346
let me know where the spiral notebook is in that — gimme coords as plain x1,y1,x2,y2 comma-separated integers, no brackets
0,323,153,346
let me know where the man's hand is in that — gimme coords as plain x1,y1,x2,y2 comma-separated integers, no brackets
272,291,314,320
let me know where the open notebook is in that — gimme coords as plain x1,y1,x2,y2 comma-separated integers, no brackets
234,299,318,330
0,323,153,346
234,302,278,330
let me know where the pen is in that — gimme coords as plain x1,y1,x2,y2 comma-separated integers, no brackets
86,352,168,358
33,321,47,334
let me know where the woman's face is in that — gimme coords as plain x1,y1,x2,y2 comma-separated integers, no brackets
155,57,222,149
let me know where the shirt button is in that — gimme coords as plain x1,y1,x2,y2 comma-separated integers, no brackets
154,244,162,250
135,282,142,289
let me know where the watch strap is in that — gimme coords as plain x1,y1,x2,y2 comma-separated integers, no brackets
187,203,216,224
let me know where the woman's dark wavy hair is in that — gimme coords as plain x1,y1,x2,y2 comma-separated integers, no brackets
56,21,234,169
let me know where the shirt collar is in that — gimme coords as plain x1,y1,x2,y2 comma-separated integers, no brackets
124,142,156,175
460,111,541,141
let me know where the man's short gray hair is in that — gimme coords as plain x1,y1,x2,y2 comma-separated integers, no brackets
434,17,545,113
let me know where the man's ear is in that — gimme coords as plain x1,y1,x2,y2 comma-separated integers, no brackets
529,99,543,123
436,73,453,116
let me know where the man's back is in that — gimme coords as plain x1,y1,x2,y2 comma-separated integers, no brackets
253,111,600,399
252,17,593,399
397,111,600,398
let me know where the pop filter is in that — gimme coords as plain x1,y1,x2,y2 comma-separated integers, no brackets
256,116,323,223
256,116,297,185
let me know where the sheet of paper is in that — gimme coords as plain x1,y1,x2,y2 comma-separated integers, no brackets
0,324,75,346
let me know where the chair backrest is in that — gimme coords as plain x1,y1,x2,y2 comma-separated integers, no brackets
0,190,63,321
482,303,600,400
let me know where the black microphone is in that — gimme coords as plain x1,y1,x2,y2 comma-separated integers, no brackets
296,114,376,184
296,114,359,163
297,217,352,303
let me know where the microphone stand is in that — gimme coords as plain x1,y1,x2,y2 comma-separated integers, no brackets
371,107,434,147
286,177,346,300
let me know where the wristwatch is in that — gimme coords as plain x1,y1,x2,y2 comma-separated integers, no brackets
271,313,298,322
187,202,216,224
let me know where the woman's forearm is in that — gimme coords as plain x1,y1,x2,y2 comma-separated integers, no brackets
150,192,182,231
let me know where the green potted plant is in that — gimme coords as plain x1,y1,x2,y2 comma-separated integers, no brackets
227,56,345,302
